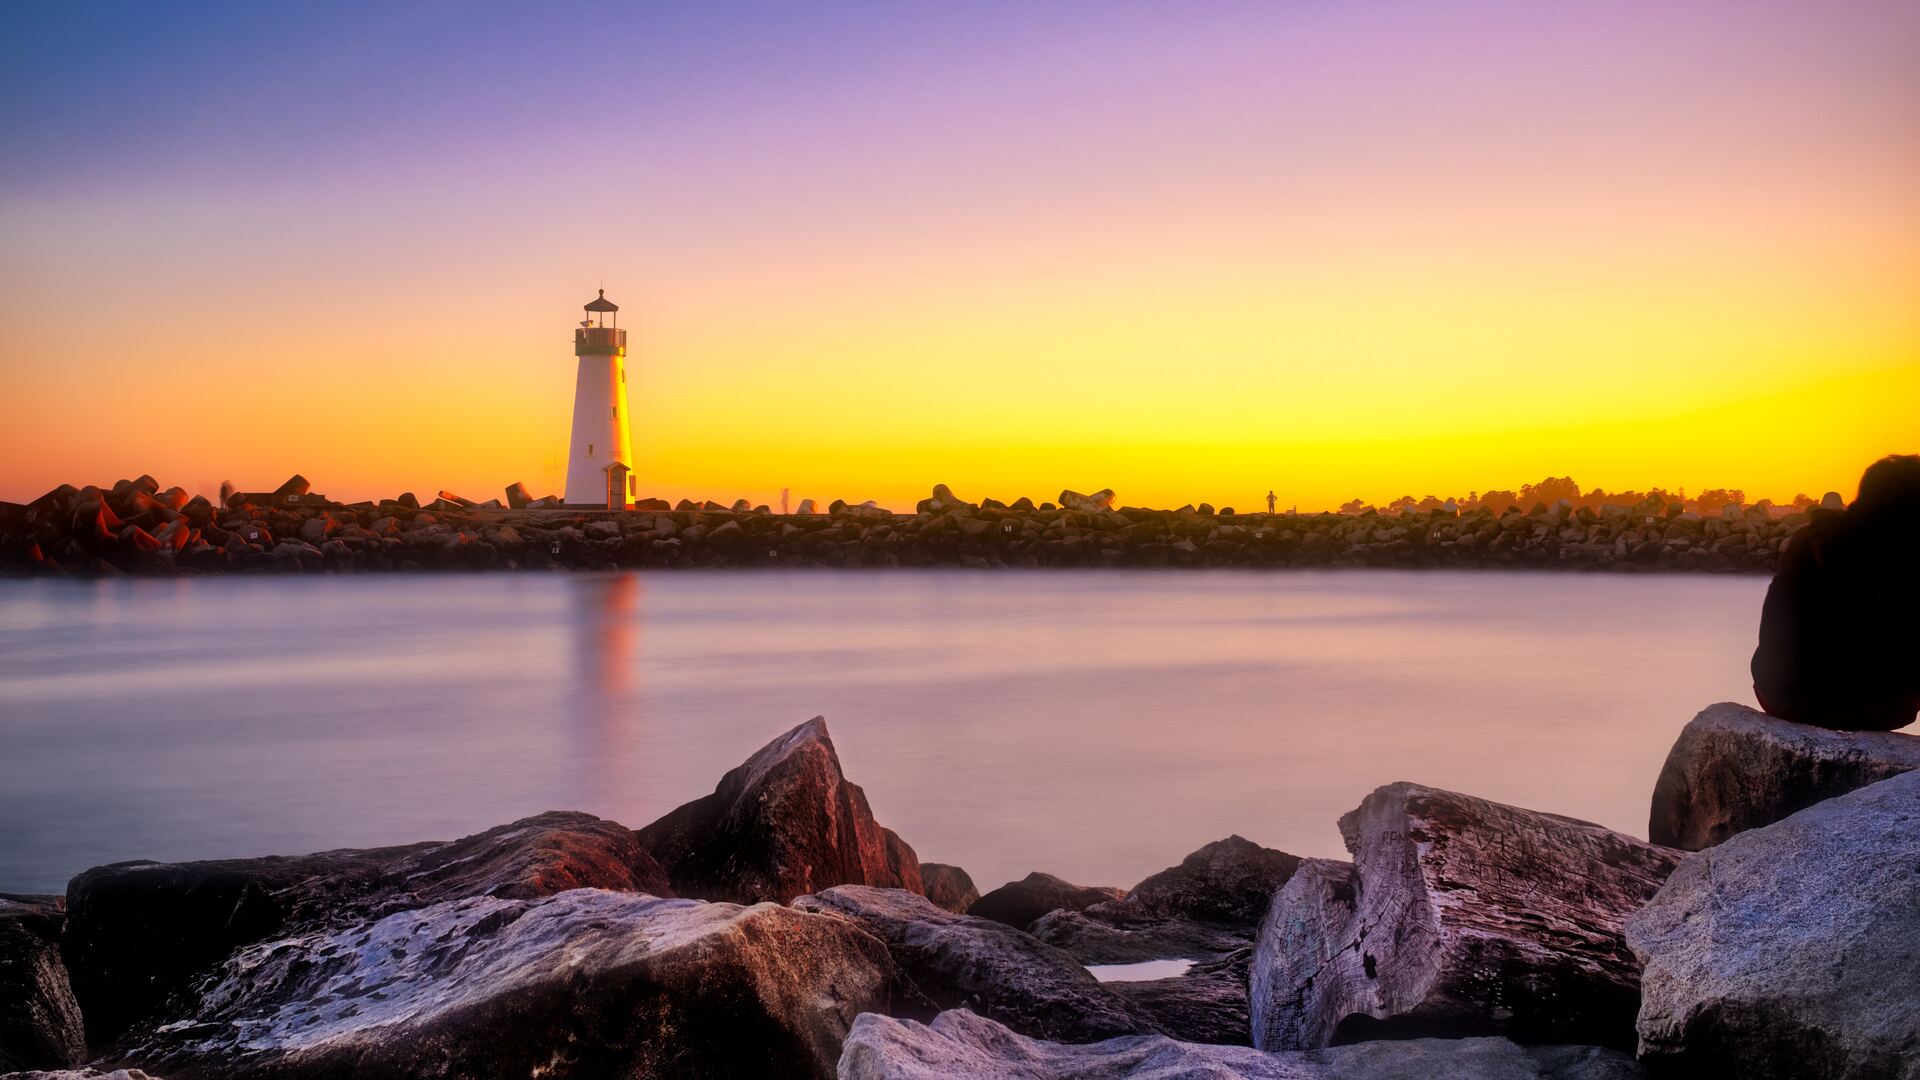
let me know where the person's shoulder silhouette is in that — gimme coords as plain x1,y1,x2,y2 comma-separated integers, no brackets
1752,454,1920,731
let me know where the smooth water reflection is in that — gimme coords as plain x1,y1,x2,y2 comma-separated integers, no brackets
0,570,1765,895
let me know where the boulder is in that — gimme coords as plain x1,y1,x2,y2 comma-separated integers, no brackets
792,886,1142,1043
0,896,84,1072
969,873,1124,931
271,475,309,498
1648,701,1920,850
918,864,980,914
1058,488,1115,513
795,499,818,515
112,890,891,1080
64,811,665,1043
0,1071,162,1079
1628,770,1920,1079
636,718,922,904
837,1009,1646,1080
1029,905,1248,965
503,482,532,509
1127,834,1300,925
1252,783,1680,1051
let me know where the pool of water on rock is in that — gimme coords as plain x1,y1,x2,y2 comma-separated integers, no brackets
0,569,1765,895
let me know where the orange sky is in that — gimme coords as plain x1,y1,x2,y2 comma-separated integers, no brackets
2,2,1916,511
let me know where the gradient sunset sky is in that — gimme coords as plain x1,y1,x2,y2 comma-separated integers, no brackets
3,1,1915,510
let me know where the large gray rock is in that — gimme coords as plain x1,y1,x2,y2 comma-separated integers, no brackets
837,1009,1645,1080
1253,784,1680,1052
969,873,1124,931
0,896,84,1072
64,811,666,1043
636,718,923,904
111,889,892,1080
1648,701,1920,850
1628,770,1920,1079
793,886,1143,1043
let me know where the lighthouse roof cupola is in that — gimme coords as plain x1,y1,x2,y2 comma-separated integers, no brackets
575,289,627,356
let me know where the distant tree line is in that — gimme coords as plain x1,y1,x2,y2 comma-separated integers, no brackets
1335,477,1823,517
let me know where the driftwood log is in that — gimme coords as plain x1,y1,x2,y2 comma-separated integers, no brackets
1252,782,1680,1051
1648,702,1920,850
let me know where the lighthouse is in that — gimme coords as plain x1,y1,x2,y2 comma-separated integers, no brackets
565,290,634,508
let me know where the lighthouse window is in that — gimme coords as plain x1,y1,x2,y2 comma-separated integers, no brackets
588,443,594,456
612,407,618,420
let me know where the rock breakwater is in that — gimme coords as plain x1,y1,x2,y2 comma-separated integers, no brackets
2,480,1808,576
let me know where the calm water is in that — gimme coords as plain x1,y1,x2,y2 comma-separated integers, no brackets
0,571,1765,896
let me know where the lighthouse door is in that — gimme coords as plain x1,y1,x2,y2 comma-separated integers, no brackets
605,463,629,510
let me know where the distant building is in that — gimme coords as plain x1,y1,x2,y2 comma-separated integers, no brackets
565,290,634,509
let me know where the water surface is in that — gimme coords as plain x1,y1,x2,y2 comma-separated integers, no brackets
0,570,1764,895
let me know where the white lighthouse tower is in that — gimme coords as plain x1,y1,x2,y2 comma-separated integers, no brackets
565,289,635,508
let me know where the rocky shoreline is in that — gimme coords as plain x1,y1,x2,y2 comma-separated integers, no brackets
2,478,1811,576
3,703,1915,1079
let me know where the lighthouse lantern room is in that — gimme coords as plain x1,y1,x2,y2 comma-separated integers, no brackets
565,290,634,508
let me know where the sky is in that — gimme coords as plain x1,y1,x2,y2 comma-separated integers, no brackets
2,0,1916,511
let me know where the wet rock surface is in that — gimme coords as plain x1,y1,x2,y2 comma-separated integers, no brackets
1104,948,1257,1047
0,896,84,1072
1,480,1805,575
636,718,922,904
109,890,892,1080
968,873,1125,931
837,1009,1647,1080
1629,770,1920,1080
793,886,1144,1044
1252,783,1680,1052
63,811,664,1044
1648,701,1920,850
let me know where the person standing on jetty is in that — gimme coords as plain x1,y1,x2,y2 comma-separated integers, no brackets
1752,454,1920,731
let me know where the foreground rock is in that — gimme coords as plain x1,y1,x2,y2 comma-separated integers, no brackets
1027,836,1301,1045
637,718,922,904
0,1071,162,1079
111,890,890,1080
0,896,84,1072
64,811,665,1044
1648,701,1920,850
918,864,980,914
793,887,1142,1043
1253,783,1680,1051
0,1060,163,1068
1127,835,1302,925
969,873,1124,931
837,1009,1646,1080
1629,770,1920,1079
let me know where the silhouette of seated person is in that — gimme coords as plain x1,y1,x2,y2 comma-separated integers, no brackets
1753,454,1920,731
